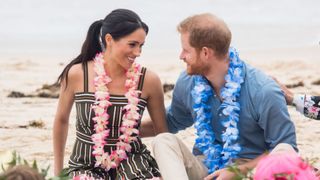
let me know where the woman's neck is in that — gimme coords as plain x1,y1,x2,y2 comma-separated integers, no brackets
103,54,126,79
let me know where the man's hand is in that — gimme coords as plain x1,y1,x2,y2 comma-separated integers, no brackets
204,168,236,180
204,154,267,180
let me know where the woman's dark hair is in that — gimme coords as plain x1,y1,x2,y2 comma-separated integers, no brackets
57,9,149,87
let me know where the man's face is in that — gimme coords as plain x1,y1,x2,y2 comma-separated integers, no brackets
179,32,206,75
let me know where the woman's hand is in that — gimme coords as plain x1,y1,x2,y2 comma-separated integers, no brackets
272,77,294,105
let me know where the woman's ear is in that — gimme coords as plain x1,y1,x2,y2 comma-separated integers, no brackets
105,33,113,45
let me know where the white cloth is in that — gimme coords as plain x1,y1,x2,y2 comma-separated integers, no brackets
152,133,296,180
152,133,208,180
293,94,305,114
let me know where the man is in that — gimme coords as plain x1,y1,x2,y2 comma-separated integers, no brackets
145,13,298,180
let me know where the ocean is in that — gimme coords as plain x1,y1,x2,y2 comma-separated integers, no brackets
0,0,319,63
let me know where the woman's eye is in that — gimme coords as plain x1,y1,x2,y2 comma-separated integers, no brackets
129,43,136,47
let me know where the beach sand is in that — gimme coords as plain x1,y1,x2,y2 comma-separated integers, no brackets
0,46,320,177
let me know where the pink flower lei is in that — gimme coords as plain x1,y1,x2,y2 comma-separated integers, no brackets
91,53,141,171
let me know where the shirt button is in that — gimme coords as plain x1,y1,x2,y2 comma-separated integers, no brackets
219,113,222,117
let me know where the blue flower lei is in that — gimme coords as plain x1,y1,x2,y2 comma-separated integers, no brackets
191,47,245,173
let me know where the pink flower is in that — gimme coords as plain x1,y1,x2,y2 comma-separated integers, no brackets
92,130,109,143
94,75,111,86
91,104,102,113
121,119,138,127
309,106,319,114
117,141,132,152
95,91,110,100
99,100,112,107
125,79,136,88
254,153,317,180
114,149,127,160
92,113,109,125
120,127,139,135
97,153,112,170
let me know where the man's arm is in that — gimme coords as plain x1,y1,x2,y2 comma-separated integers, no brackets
166,72,194,133
162,72,195,133
141,71,195,136
257,81,298,151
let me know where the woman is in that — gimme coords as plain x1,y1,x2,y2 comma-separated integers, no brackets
53,9,168,179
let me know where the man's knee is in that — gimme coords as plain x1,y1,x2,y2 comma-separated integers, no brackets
270,143,296,155
152,132,178,149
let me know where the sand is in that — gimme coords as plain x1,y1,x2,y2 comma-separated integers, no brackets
0,46,320,177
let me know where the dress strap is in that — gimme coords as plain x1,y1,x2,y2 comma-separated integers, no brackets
137,67,147,92
82,61,89,92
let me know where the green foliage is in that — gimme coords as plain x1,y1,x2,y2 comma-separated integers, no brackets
0,151,50,179
0,151,73,179
48,168,70,180
227,165,253,180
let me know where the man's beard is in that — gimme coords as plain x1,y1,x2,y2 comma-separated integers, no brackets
186,61,208,76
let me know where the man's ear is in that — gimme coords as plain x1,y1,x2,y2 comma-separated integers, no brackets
201,47,213,60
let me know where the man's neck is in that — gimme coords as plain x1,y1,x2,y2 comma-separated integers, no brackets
204,58,229,97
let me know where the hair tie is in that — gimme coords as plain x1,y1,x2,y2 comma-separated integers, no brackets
99,26,106,52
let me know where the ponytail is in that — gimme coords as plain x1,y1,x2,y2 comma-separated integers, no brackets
57,20,103,87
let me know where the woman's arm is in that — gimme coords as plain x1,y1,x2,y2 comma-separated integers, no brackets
273,77,320,120
140,70,168,137
292,94,320,120
53,66,78,175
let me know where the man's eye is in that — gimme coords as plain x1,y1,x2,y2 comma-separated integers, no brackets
129,43,136,47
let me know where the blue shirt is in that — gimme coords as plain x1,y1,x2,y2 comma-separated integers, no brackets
166,62,297,159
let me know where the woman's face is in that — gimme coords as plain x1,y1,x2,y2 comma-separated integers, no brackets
106,28,146,70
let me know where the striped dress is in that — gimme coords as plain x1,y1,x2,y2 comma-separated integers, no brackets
67,62,161,180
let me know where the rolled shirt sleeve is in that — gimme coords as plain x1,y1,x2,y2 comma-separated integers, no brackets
166,72,195,133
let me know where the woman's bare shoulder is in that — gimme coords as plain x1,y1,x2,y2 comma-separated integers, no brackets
66,63,85,82
144,69,161,85
143,69,163,96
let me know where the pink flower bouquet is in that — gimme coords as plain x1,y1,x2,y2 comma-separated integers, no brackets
254,153,317,180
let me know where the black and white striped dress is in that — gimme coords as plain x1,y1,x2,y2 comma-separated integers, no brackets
67,62,161,180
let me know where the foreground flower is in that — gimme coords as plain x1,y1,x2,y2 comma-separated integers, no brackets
254,153,317,180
